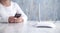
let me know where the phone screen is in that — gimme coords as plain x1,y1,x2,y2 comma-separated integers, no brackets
15,14,21,18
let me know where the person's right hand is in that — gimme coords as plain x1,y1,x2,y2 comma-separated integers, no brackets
8,16,17,23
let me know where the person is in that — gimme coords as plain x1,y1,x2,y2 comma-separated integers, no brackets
0,0,28,23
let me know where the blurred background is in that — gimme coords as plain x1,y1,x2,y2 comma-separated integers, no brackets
12,0,60,21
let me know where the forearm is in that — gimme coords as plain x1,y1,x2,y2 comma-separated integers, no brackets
22,15,28,22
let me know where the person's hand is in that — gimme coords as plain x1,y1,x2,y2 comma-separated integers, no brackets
8,16,16,23
8,16,24,23
15,17,24,23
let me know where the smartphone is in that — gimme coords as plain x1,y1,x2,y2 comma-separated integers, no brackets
15,14,21,18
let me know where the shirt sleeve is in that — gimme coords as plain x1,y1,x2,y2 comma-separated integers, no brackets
15,3,28,22
0,9,8,22
0,15,8,22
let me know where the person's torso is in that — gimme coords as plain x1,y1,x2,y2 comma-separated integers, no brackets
0,1,17,18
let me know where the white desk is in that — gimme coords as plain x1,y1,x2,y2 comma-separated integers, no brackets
0,21,60,33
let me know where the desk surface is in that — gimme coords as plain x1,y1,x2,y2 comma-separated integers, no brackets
0,21,60,33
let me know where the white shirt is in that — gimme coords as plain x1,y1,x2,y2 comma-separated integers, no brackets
0,1,28,22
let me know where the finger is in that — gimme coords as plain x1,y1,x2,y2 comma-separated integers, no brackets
9,21,14,23
14,18,17,20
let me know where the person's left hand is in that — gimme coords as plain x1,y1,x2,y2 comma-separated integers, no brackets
15,17,24,23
